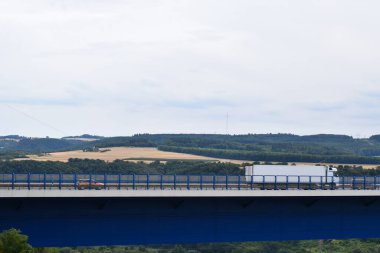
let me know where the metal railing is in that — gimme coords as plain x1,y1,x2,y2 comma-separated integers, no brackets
0,173,379,191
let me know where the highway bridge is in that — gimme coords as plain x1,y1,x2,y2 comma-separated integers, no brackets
2,173,380,247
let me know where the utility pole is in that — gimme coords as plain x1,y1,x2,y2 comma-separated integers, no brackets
226,113,229,135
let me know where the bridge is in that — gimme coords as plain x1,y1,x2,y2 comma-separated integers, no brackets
1,173,380,247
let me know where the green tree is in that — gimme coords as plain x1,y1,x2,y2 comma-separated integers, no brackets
32,248,59,253
0,229,32,253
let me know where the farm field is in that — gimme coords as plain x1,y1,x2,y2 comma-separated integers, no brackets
16,147,247,164
15,147,380,169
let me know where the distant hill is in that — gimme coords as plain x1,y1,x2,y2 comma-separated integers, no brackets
369,135,380,142
0,136,85,153
2,133,380,164
62,134,105,140
0,134,104,152
0,135,24,141
62,134,105,142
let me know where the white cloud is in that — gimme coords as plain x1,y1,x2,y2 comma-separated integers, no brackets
0,0,380,137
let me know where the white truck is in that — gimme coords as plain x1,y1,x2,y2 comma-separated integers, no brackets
245,165,338,189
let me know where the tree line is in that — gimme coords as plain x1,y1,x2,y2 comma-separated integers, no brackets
1,228,380,253
159,145,380,165
0,159,243,175
1,159,380,176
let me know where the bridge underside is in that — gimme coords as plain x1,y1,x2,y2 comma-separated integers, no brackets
1,196,380,247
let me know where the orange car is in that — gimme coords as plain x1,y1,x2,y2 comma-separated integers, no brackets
77,179,104,190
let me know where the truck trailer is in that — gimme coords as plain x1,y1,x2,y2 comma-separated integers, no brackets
244,165,338,190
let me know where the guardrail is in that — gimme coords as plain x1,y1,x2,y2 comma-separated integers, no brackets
0,173,379,190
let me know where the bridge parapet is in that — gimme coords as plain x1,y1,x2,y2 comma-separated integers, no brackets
0,173,377,191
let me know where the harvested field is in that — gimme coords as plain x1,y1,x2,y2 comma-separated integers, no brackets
17,147,246,164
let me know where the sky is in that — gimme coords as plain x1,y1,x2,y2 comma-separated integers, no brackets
0,0,380,138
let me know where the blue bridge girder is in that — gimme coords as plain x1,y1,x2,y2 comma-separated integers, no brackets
1,194,380,247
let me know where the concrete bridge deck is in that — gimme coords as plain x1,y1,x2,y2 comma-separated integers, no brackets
2,189,380,198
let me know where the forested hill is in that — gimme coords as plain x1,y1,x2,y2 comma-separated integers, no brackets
3,133,380,164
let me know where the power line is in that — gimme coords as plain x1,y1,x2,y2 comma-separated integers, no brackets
5,104,67,136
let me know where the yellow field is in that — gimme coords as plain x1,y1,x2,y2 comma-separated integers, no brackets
17,147,247,164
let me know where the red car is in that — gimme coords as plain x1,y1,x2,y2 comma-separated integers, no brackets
77,179,104,190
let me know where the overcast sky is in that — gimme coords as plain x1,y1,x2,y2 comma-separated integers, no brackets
1,0,379,138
